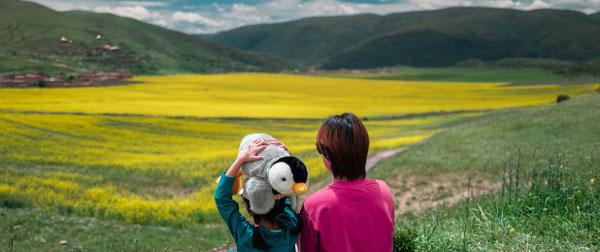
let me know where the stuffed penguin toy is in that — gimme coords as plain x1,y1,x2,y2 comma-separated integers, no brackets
237,133,309,214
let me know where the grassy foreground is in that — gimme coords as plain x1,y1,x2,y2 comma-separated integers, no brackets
370,94,600,251
0,207,230,251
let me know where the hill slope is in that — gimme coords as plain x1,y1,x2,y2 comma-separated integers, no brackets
591,11,600,21
0,0,296,74
210,7,600,69
211,14,383,65
369,92,600,250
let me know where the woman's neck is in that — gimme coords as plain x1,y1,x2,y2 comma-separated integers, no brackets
334,176,349,181
258,219,280,230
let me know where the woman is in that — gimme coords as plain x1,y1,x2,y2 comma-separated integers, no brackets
298,113,395,252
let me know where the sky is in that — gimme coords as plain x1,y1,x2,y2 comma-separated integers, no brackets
26,0,600,34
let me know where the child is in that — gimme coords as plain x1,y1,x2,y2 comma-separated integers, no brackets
215,139,301,252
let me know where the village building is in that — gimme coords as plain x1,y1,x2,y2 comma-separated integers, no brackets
45,75,67,87
1,70,133,88
60,36,73,44
101,44,120,51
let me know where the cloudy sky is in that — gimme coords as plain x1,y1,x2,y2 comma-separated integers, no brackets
26,0,600,34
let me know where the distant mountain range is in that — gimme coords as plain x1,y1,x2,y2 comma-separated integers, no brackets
210,7,600,69
3,1,599,74
0,0,296,74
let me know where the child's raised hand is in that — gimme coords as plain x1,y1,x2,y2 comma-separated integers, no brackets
237,139,268,163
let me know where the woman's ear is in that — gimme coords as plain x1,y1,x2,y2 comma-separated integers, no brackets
322,154,332,172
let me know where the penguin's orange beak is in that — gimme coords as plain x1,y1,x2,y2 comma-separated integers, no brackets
292,183,307,195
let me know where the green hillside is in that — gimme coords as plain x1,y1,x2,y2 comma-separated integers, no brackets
211,14,383,65
0,0,296,74
369,93,600,250
210,7,600,69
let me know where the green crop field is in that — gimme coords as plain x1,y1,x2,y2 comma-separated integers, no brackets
322,67,566,83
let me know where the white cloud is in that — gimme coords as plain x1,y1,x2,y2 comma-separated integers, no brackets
221,3,272,23
118,1,168,7
213,3,225,13
530,0,552,9
95,5,150,19
172,11,222,27
94,5,172,28
26,0,168,10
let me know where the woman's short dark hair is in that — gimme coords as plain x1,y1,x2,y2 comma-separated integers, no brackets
316,112,369,181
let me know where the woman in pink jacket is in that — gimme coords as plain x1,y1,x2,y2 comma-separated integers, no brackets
298,112,395,252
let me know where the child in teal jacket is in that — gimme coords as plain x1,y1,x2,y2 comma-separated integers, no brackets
215,139,301,252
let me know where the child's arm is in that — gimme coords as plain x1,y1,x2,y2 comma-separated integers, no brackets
214,140,268,238
277,197,301,233
215,173,254,240
281,197,297,219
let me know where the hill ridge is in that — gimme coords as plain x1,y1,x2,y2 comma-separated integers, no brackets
209,7,600,69
0,0,296,74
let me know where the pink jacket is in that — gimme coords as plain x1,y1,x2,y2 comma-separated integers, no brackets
298,178,395,252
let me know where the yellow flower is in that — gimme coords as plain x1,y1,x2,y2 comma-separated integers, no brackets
592,178,596,183
510,228,515,233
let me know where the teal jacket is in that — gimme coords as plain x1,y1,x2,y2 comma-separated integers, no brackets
215,172,298,252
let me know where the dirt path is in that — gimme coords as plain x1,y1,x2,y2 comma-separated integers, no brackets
306,147,408,194
365,147,499,216
388,173,500,217
366,147,407,170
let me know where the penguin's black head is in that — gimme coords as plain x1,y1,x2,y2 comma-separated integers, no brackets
275,156,308,183
268,156,309,195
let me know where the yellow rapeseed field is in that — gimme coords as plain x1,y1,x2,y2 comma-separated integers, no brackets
0,73,597,118
0,112,456,224
0,73,598,224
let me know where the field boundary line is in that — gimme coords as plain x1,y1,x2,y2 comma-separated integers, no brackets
0,108,496,121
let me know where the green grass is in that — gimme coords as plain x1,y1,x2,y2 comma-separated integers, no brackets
368,93,600,251
322,67,567,83
0,207,232,251
320,57,600,83
369,93,600,180
393,157,599,251
0,58,81,74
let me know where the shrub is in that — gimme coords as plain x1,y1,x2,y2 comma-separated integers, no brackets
393,228,416,252
1,199,24,208
556,94,569,103
36,80,47,88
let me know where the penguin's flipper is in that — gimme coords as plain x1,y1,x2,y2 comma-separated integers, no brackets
232,170,244,194
243,177,276,215
290,195,302,213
